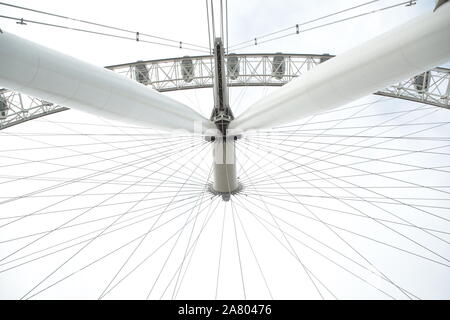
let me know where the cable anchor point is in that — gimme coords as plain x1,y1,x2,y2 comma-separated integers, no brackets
16,18,27,25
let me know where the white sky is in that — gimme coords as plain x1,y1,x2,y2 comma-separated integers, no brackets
0,0,436,65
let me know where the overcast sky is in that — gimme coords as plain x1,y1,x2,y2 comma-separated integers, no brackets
0,0,449,300
0,0,436,65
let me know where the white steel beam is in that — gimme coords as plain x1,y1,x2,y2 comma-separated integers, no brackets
230,3,450,131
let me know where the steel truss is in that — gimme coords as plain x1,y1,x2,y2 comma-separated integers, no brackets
1,53,449,130
0,88,68,130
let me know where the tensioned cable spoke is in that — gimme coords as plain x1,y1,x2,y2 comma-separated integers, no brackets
245,136,450,190
34,118,166,130
241,192,449,268
144,165,213,300
0,139,211,186
0,133,195,166
0,187,207,220
232,198,273,299
0,191,206,246
237,149,331,299
143,149,212,299
240,140,450,244
0,166,208,188
246,135,450,157
98,142,212,299
249,107,448,181
215,200,227,300
1,129,209,186
228,0,382,48
0,137,202,194
0,192,212,274
242,96,384,173
98,195,219,300
171,165,213,298
244,103,436,181
241,190,450,233
233,194,416,299
0,134,200,153
235,193,405,289
0,175,207,189
0,189,216,200
0,188,207,221
1,140,208,269
144,189,206,300
22,193,217,300
237,146,416,299
230,197,247,299
92,117,213,183
0,136,203,191
0,137,194,188
110,196,220,300
267,121,450,134
0,14,210,53
242,134,450,199
231,193,339,299
238,147,413,299
57,120,212,182
20,142,212,299
0,140,206,233
170,196,222,299
1,132,207,137
160,195,218,298
231,1,417,51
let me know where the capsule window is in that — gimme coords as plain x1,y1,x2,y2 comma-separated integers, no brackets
181,57,194,83
272,54,285,80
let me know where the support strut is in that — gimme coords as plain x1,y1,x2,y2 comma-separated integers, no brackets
209,38,241,200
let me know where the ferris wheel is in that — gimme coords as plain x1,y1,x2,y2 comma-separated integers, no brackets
0,0,449,300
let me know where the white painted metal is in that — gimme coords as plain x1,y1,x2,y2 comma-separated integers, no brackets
0,31,213,133
210,37,239,197
231,3,450,131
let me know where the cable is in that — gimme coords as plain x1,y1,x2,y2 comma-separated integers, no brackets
229,0,415,51
206,0,212,54
0,14,210,54
0,1,209,51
